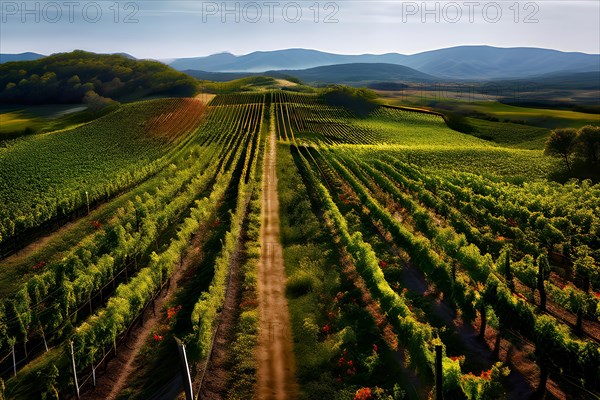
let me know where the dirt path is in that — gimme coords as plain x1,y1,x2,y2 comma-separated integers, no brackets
256,124,298,399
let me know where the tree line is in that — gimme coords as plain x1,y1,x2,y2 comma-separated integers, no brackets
0,50,198,104
545,125,600,176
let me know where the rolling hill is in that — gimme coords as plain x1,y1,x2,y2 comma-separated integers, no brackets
0,51,197,104
186,63,436,85
271,63,437,84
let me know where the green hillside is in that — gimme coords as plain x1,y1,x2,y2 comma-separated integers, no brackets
0,51,198,104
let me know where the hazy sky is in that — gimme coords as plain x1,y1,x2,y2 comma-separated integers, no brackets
1,1,599,58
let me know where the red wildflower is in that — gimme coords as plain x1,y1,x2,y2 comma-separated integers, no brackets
212,219,220,228
90,220,102,229
479,369,492,380
379,260,387,268
167,305,182,320
354,387,372,400
153,334,164,342
373,344,378,353
32,261,47,270
323,324,330,335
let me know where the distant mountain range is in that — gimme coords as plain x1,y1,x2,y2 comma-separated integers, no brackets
3,46,599,84
170,46,600,80
0,52,45,63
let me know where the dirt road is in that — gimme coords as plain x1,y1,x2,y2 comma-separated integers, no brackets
256,124,298,399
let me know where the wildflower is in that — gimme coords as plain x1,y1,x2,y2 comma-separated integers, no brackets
90,220,102,229
479,369,492,380
354,387,372,400
167,305,182,320
32,261,47,270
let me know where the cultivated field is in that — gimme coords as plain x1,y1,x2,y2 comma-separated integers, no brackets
0,91,598,400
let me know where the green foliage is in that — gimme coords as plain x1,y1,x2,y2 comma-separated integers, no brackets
465,117,550,150
295,146,508,398
459,363,509,400
498,247,514,291
37,364,59,400
320,85,379,117
576,125,600,164
0,98,206,246
443,112,474,134
573,245,597,292
286,270,318,298
190,98,264,361
544,128,578,171
226,188,262,398
0,50,198,104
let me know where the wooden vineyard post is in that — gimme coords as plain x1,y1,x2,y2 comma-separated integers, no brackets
435,345,443,400
40,323,49,353
85,191,90,215
175,337,194,400
12,346,16,377
70,341,80,400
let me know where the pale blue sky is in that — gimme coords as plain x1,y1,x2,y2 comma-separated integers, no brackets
1,1,599,58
